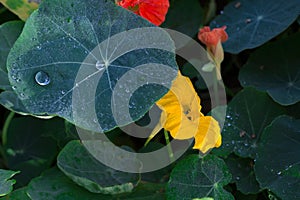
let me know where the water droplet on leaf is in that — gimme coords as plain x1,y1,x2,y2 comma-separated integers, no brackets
35,71,51,86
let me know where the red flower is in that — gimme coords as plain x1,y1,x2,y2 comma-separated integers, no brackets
198,26,228,54
116,0,169,26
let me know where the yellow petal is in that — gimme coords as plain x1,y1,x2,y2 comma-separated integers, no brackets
193,116,221,153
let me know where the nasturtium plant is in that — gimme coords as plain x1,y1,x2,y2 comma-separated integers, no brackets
0,0,299,199
7,0,178,133
210,0,300,53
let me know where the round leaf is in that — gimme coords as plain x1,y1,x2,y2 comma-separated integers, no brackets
255,116,300,200
57,140,140,194
7,0,178,133
211,88,285,158
166,154,233,200
1,187,31,200
239,33,300,105
210,0,300,53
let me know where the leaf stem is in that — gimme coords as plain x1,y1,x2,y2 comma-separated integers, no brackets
213,69,220,107
164,129,174,163
2,112,15,146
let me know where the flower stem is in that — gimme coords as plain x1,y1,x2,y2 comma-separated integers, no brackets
164,129,174,163
212,68,220,107
2,112,15,145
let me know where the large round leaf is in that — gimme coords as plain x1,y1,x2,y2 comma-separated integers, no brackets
210,0,300,53
166,155,233,200
7,0,178,133
57,140,140,194
255,116,300,200
211,88,285,158
239,33,300,105
0,169,19,197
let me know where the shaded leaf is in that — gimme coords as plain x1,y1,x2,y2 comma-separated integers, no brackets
0,0,39,21
255,116,300,200
27,167,111,200
7,0,178,133
225,154,260,194
4,116,62,186
0,187,30,200
239,33,300,105
166,154,233,200
0,20,24,90
0,169,19,197
162,0,204,37
0,91,28,114
210,0,300,53
57,140,140,194
211,88,285,158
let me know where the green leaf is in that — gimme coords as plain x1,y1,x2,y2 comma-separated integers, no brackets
0,0,39,21
162,0,203,37
115,182,165,200
0,20,24,90
0,187,30,200
0,91,28,114
239,33,300,105
7,0,178,133
0,169,19,197
210,0,300,53
4,116,62,186
27,167,112,200
166,154,233,200
57,140,140,194
255,116,300,200
211,88,285,158
225,154,260,194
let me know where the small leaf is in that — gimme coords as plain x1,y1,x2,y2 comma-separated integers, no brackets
166,154,233,200
0,169,19,197
7,0,178,133
0,0,39,21
239,33,300,105
210,0,300,53
4,116,62,186
225,154,260,194
211,88,285,158
57,140,140,194
162,0,204,37
255,116,300,200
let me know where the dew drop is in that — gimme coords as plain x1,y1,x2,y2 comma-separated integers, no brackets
236,176,240,180
125,88,130,93
36,45,42,50
96,61,105,70
277,171,282,175
35,71,51,86
236,27,240,31
16,78,21,83
12,86,17,90
11,75,17,80
61,90,66,95
220,10,224,14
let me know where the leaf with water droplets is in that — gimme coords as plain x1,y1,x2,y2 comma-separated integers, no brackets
211,88,285,158
7,0,178,133
239,33,300,106
166,154,234,200
210,0,300,53
255,116,300,200
225,154,260,194
0,21,24,90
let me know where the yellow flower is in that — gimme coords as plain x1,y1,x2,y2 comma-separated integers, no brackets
148,71,221,153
